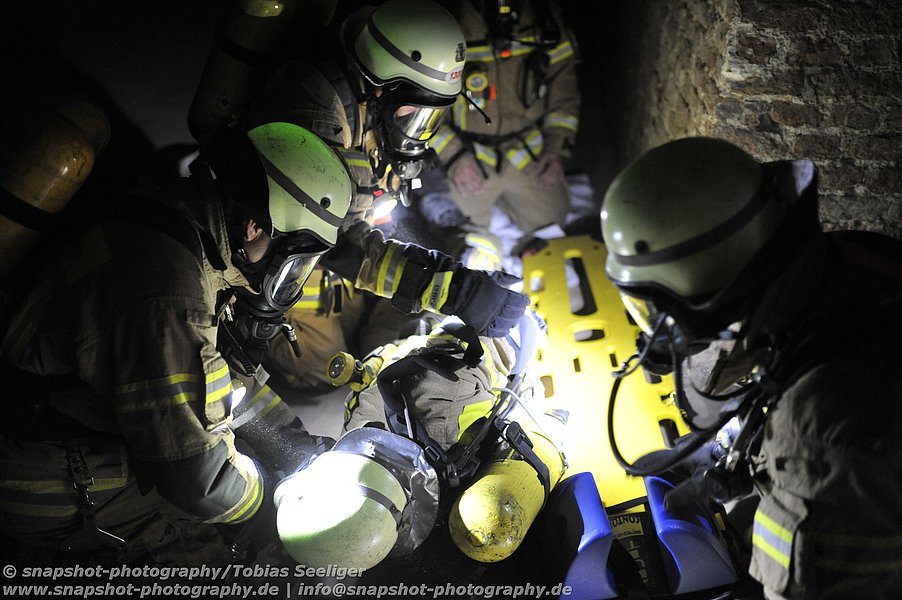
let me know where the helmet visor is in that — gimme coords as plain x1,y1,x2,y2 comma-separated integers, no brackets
263,251,324,312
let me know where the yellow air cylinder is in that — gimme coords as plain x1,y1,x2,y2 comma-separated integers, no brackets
0,97,109,281
449,429,565,562
187,0,298,144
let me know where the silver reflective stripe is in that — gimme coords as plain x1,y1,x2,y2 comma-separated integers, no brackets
231,384,279,429
753,509,793,569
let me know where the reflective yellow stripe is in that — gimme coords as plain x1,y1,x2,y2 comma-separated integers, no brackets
756,510,794,544
463,234,502,271
814,532,902,549
226,477,263,524
336,147,370,169
431,128,456,155
116,372,203,413
377,243,406,298
117,372,198,394
205,364,232,404
811,531,902,575
452,96,469,129
117,392,196,413
505,129,544,170
293,280,328,310
248,385,281,420
206,364,230,383
344,393,360,425
473,142,498,167
545,112,579,132
377,244,397,296
118,369,231,412
481,341,498,389
466,45,494,62
421,271,453,312
753,510,793,568
548,40,574,65
753,532,791,569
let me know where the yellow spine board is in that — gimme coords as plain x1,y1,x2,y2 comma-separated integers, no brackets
449,430,565,563
522,236,688,508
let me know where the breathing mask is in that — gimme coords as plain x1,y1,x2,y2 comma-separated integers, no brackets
371,83,452,204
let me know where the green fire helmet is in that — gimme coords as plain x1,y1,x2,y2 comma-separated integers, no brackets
273,427,440,571
601,137,786,300
342,0,466,98
274,450,407,570
247,122,352,246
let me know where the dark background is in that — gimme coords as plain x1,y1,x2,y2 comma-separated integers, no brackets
2,0,623,206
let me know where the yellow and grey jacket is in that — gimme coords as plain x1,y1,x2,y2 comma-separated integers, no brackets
343,320,519,447
0,176,274,534
431,0,580,172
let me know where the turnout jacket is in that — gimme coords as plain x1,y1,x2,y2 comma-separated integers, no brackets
431,0,580,172
737,232,902,598
0,176,298,538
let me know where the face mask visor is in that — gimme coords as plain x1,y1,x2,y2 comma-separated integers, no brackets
378,85,454,159
261,250,325,313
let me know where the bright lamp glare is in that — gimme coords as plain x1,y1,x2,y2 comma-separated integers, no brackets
231,379,247,406
373,198,398,221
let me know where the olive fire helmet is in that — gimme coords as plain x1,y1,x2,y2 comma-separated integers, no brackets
208,122,352,314
343,0,466,98
601,137,789,339
274,427,440,571
342,0,466,162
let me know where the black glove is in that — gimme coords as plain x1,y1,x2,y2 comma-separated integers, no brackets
441,270,529,337
386,241,529,337
233,411,334,479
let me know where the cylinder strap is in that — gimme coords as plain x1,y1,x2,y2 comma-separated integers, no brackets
0,186,54,231
213,26,271,68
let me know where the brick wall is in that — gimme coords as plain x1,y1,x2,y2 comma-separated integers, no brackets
598,0,902,237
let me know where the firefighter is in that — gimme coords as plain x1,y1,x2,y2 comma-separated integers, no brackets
426,0,581,263
0,122,351,566
600,137,902,599
189,0,528,394
272,311,565,570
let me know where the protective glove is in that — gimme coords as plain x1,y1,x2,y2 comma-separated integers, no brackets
230,382,335,479
235,418,334,480
440,270,529,337
380,241,528,338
